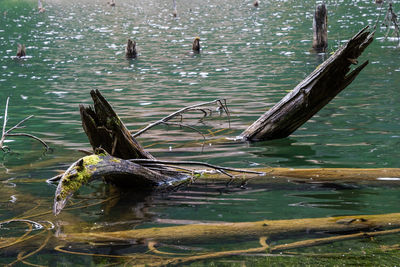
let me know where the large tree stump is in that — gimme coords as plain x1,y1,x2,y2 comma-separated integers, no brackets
239,27,373,141
312,3,328,52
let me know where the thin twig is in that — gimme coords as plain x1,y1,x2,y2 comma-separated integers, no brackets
5,115,33,135
7,133,49,150
163,122,206,141
129,159,266,177
133,99,230,138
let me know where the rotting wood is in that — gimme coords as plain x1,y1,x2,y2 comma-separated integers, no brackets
60,212,400,244
312,3,328,52
52,154,190,215
239,27,374,141
80,89,154,160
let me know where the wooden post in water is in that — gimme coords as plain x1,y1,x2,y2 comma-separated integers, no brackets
312,3,328,52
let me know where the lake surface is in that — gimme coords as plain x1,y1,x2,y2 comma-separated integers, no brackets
1,0,400,265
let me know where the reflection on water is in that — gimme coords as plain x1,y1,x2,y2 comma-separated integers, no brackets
1,0,400,265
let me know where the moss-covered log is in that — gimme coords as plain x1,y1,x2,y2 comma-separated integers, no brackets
239,27,374,141
61,212,400,244
53,154,189,215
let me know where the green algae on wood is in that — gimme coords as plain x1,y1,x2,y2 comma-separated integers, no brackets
52,155,191,215
53,155,103,215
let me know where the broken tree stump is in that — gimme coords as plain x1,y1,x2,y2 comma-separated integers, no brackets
312,3,328,52
80,89,154,160
239,27,374,141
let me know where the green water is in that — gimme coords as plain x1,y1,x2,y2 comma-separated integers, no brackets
1,0,400,265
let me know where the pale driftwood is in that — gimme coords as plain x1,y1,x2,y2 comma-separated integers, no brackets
312,3,328,52
239,27,374,141
80,89,154,160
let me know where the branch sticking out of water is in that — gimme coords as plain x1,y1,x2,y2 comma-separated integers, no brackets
0,97,49,152
132,99,230,138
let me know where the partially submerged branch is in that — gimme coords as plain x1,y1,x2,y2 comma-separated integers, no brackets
239,27,374,141
133,98,230,138
0,97,49,152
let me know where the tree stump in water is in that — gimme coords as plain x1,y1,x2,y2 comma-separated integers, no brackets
239,27,374,141
312,3,328,52
80,89,154,160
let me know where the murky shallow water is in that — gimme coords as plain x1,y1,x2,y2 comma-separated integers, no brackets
1,0,400,265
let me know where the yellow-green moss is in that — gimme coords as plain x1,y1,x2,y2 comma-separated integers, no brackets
110,157,121,163
58,155,103,200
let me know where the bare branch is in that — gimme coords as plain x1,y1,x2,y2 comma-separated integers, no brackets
7,133,49,150
133,99,230,138
0,98,49,152
1,97,9,139
163,122,206,141
4,115,34,135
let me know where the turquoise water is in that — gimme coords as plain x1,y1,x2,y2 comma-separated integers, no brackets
1,0,400,265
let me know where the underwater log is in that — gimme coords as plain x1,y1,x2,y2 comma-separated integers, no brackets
239,27,374,141
61,212,400,244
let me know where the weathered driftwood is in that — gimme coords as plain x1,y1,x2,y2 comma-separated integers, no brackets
80,89,154,160
61,212,400,244
239,27,374,141
312,3,328,52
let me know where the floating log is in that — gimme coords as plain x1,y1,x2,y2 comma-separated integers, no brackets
60,212,400,244
239,27,374,141
312,3,328,52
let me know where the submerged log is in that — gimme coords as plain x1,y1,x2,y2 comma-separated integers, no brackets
239,27,374,141
80,89,154,160
203,167,400,182
61,212,400,244
312,3,328,52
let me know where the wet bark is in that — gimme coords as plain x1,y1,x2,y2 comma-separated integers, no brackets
239,27,374,141
53,154,189,215
80,89,154,160
312,3,328,52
